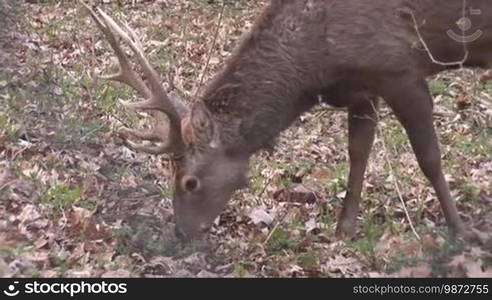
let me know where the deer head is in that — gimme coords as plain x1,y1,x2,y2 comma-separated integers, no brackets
172,101,250,240
80,2,249,240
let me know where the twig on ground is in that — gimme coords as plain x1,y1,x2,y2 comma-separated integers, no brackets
368,101,421,240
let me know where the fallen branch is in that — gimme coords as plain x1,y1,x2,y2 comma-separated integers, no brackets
368,101,421,241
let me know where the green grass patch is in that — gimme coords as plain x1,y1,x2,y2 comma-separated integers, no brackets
323,161,349,196
54,118,107,145
347,216,387,266
266,227,301,254
298,251,319,269
77,199,98,211
41,184,83,211
429,78,448,96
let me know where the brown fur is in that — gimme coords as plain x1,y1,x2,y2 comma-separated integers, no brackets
171,0,491,239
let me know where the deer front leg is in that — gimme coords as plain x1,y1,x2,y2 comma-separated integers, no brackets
335,98,378,239
378,75,469,237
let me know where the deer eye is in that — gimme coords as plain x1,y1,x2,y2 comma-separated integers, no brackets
181,175,201,193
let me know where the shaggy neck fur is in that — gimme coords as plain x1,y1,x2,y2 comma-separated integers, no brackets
199,0,491,155
201,1,317,155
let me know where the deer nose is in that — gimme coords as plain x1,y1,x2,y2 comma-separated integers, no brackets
200,225,211,233
174,225,187,240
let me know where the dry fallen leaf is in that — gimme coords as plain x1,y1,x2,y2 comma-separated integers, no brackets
248,206,274,225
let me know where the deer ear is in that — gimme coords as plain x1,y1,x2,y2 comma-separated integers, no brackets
189,102,220,148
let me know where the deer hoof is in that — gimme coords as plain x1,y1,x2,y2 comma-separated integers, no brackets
454,226,486,245
335,220,357,240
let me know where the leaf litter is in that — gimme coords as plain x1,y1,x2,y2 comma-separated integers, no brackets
0,0,491,278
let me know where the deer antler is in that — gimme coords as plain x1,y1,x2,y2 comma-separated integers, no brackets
80,0,188,155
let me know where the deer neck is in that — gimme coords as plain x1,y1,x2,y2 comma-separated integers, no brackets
199,15,317,155
200,61,314,156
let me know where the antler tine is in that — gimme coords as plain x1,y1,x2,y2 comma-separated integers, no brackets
125,140,174,155
118,117,183,154
120,127,162,142
95,8,181,123
79,1,150,98
120,121,174,154
79,0,187,155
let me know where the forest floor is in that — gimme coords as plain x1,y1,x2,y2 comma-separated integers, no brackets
0,0,491,278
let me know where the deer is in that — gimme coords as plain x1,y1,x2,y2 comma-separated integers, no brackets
79,0,491,241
